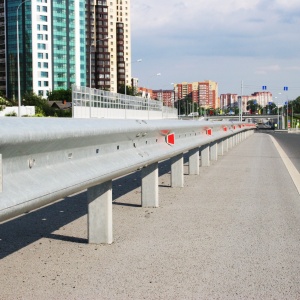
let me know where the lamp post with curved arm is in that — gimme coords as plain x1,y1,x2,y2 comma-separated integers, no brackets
125,58,142,97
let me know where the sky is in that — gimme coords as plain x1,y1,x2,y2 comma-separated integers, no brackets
130,0,300,101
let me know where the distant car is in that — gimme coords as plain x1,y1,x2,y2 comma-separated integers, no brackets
188,112,199,117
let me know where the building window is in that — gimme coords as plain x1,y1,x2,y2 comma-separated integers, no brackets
38,43,46,50
40,15,47,22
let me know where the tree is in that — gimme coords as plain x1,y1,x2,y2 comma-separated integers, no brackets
264,102,276,115
289,96,300,114
118,84,135,96
246,100,262,114
47,89,72,102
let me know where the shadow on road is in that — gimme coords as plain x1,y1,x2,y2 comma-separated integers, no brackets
0,156,183,259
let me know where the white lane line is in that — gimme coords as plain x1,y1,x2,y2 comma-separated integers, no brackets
269,135,300,195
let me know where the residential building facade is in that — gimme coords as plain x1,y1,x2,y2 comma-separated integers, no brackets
1,0,132,99
86,0,131,93
220,91,273,113
174,80,219,109
152,89,174,107
1,0,86,99
220,93,239,109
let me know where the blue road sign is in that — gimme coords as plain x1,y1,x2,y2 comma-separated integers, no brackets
283,86,288,91
262,85,267,90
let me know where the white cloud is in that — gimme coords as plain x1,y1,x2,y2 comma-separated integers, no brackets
256,65,281,74
131,0,300,99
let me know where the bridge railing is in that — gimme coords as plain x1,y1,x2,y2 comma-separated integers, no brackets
72,85,178,119
0,118,255,244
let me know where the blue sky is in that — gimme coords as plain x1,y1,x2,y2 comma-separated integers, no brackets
131,0,300,101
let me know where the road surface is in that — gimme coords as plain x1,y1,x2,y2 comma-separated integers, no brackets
1,132,300,299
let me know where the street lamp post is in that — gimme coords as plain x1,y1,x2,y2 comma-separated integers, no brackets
125,59,142,97
277,93,281,129
145,73,161,120
17,0,31,117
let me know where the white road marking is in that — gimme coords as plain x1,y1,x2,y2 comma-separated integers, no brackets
269,135,300,194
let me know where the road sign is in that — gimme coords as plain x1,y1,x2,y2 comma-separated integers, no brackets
262,85,267,90
283,86,288,91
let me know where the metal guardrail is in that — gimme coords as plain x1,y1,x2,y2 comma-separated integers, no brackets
0,118,255,244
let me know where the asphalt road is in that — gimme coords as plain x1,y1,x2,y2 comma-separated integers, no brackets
270,131,300,172
256,129,300,172
1,132,300,299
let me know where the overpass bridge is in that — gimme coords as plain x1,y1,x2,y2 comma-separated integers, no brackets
205,114,291,129
1,120,300,299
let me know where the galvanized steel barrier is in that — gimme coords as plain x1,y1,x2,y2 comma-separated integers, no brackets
0,118,255,244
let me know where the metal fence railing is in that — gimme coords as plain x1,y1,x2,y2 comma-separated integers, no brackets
72,85,166,112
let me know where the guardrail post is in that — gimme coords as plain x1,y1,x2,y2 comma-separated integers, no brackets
241,132,244,141
87,180,113,244
141,163,159,207
188,148,199,175
0,154,2,192
171,153,184,187
201,145,210,167
224,138,229,152
232,135,236,146
228,136,233,149
218,140,224,156
210,142,218,161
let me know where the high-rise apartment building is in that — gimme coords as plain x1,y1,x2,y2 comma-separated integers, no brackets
86,0,131,93
0,0,86,99
1,0,132,99
174,80,219,109
220,93,239,109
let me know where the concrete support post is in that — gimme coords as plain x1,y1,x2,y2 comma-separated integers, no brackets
210,142,218,161
141,162,159,207
87,180,113,244
171,153,184,187
242,131,246,140
201,145,210,167
232,135,236,146
228,137,233,149
224,138,229,152
218,140,224,156
188,148,199,175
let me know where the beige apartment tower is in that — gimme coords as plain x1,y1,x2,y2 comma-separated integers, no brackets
87,0,131,93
